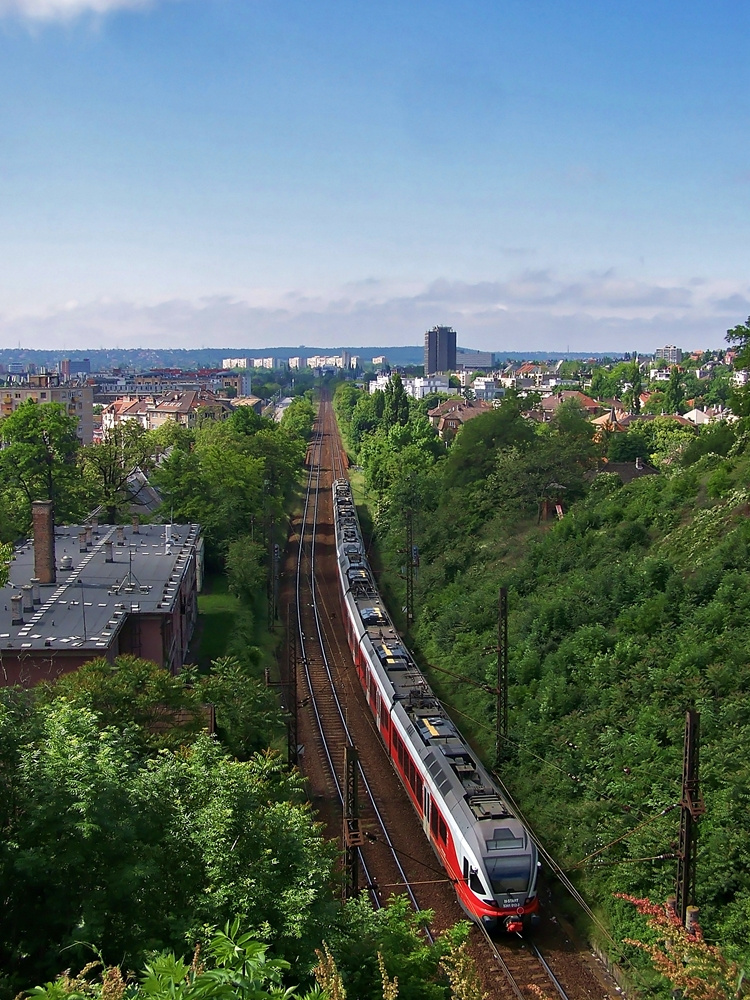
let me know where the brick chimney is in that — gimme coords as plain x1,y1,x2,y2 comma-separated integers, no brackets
31,499,56,585
11,594,23,626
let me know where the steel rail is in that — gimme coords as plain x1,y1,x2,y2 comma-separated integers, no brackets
310,403,426,926
475,922,526,1000
327,398,571,997
475,920,571,1000
295,406,426,926
320,401,433,939
529,940,570,1000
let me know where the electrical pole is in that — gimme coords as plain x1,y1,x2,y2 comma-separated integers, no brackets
675,709,705,927
267,521,277,630
405,506,415,626
343,743,363,899
496,587,509,765
287,604,298,767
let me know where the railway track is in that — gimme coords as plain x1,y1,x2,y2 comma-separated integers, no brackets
288,394,607,1000
294,405,428,927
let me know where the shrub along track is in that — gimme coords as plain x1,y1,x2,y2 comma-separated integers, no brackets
277,394,614,1000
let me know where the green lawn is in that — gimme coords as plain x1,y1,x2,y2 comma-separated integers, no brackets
196,574,241,667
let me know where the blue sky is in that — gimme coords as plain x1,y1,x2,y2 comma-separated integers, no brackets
0,0,748,352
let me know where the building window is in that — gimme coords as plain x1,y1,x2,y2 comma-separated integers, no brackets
41,392,47,399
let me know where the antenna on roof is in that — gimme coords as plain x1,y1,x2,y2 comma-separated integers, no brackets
80,578,87,641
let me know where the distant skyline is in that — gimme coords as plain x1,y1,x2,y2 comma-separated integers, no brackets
1,0,749,352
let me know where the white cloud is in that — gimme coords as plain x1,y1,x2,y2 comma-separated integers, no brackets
0,0,156,19
0,271,746,352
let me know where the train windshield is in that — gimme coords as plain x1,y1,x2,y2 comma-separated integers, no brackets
485,856,532,894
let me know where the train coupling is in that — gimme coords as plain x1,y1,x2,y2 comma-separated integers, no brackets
504,916,525,935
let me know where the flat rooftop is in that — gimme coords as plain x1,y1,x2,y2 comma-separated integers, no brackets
1,522,201,654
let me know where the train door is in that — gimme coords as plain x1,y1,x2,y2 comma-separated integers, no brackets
422,787,431,836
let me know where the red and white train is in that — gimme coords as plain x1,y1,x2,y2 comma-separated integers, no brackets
333,479,540,932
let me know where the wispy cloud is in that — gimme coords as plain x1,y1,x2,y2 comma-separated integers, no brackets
0,0,158,19
1,271,747,352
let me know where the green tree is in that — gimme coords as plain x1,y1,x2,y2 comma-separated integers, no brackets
226,534,267,605
27,921,321,1000
80,423,158,523
607,426,649,462
590,365,624,400
726,315,750,368
0,699,335,987
642,390,667,414
443,393,535,488
280,396,315,441
199,656,284,759
725,317,750,415
624,360,643,414
0,401,84,531
384,374,410,429
662,366,686,414
42,655,205,750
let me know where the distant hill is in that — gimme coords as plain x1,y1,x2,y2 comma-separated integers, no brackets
0,346,624,372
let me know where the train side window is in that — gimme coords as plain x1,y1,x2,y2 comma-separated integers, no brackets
463,858,469,881
470,870,485,894
430,805,439,837
438,815,447,843
415,775,423,804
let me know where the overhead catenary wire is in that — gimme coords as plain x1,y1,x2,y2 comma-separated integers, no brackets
437,697,581,780
567,803,679,870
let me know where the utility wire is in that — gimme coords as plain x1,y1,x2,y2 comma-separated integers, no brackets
439,698,579,779
567,804,679,870
486,766,654,988
584,853,676,869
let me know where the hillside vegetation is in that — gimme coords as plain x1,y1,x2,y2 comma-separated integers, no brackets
335,376,750,970
0,391,488,1000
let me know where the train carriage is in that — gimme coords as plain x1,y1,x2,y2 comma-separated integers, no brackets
332,479,539,932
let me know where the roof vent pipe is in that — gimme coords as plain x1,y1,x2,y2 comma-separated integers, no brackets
105,540,114,563
11,594,23,626
116,526,125,546
21,584,33,613
30,577,41,605
85,525,93,548
635,456,644,470
79,530,87,552
131,514,140,534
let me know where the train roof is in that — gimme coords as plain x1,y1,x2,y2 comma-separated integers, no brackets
333,478,531,857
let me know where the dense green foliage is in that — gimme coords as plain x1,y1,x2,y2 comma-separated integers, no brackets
152,401,314,566
0,674,335,993
0,652,477,997
334,376,750,970
0,395,315,545
28,908,476,1000
0,401,86,536
1,388,483,1000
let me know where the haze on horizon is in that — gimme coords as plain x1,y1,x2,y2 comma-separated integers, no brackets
1,0,748,355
